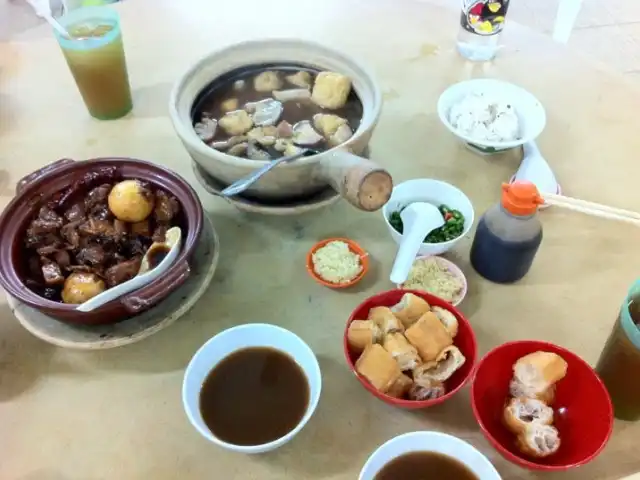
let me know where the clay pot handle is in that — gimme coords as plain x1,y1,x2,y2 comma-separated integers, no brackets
121,260,191,314
16,158,76,195
318,149,393,211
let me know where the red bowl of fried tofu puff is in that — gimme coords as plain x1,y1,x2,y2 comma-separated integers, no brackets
471,341,613,471
344,289,477,409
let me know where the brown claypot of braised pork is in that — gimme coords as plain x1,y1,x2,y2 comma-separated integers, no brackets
0,158,204,325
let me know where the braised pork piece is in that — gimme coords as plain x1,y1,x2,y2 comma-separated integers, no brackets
22,167,181,304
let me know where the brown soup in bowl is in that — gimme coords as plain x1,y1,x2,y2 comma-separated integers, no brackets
191,63,363,160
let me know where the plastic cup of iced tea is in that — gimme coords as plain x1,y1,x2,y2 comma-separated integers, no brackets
54,6,133,120
595,279,640,421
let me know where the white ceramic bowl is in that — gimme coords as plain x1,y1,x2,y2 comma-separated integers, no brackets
182,323,322,454
359,431,501,480
396,255,468,307
382,179,474,257
437,78,546,154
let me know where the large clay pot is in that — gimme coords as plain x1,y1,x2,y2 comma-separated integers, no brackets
169,38,393,212
0,158,204,325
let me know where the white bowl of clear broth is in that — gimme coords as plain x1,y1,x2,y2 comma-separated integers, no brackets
382,179,475,257
182,323,322,454
360,431,501,480
169,38,389,208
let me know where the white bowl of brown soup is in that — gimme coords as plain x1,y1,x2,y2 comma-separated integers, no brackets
182,323,322,453
360,431,501,480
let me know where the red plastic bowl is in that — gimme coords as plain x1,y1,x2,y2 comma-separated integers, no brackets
471,340,613,471
343,289,477,409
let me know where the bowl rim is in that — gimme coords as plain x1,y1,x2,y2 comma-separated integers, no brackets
381,178,475,248
395,255,468,307
168,37,383,169
436,78,547,149
0,157,204,314
344,289,478,408
470,340,614,471
181,323,322,454
306,237,369,288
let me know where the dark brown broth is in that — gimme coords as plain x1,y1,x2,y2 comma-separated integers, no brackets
146,244,170,269
191,63,363,159
374,452,479,480
199,346,309,446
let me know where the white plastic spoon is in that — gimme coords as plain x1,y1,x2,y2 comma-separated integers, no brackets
76,227,182,312
514,141,559,196
389,203,445,285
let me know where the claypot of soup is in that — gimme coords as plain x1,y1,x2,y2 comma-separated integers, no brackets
169,39,392,212
0,158,204,325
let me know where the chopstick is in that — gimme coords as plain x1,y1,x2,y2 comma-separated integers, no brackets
543,193,640,227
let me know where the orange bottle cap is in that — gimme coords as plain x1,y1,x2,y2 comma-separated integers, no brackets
501,181,543,215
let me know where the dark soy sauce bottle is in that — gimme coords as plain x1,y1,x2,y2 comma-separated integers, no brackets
470,181,544,284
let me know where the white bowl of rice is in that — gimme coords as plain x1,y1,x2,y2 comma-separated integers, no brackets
395,255,467,306
437,78,546,155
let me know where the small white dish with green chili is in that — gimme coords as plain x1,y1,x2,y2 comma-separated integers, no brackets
382,179,474,256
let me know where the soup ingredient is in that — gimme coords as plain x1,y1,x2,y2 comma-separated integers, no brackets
383,332,422,371
227,142,248,156
390,292,431,328
253,71,283,92
108,179,154,223
247,141,271,161
412,345,466,382
431,306,459,337
61,272,106,304
329,123,353,146
404,312,453,363
374,452,479,480
311,240,362,284
248,98,283,126
273,88,311,103
311,71,352,110
313,113,347,137
596,296,640,421
368,306,404,335
22,169,181,303
449,91,520,142
211,134,248,151
402,257,465,304
503,397,554,434
199,347,309,446
389,203,464,243
292,120,323,146
220,98,239,113
286,71,312,88
355,344,402,393
247,126,277,147
516,423,561,458
347,319,382,352
276,120,294,138
194,117,217,142
219,109,254,135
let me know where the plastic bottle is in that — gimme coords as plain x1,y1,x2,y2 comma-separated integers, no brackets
470,181,543,283
457,0,512,62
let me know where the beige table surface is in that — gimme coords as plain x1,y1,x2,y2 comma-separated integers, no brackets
2,0,640,479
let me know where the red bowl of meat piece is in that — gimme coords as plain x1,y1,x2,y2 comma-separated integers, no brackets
0,158,204,325
471,340,613,471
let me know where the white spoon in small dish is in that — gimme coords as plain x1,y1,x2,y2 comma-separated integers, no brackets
389,203,445,285
76,227,182,312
